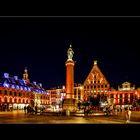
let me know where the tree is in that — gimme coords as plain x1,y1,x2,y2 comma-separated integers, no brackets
132,98,140,108
89,95,100,107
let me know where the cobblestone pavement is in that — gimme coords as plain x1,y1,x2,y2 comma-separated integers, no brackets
0,111,140,124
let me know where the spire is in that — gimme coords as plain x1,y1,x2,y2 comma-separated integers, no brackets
23,67,30,82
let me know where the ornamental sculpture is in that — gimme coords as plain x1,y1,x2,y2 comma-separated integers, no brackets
67,44,74,60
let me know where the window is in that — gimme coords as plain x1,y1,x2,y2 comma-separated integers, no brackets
14,98,17,103
14,92,17,96
10,98,12,103
26,93,29,97
19,92,21,97
110,94,114,98
4,90,7,95
91,81,93,84
0,90,2,95
10,91,12,96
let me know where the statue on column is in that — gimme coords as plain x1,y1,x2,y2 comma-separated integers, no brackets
67,44,74,60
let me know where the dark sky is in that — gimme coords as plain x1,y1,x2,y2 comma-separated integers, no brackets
0,16,140,89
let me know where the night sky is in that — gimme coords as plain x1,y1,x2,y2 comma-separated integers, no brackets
0,16,140,89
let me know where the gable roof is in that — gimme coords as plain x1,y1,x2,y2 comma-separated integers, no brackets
83,60,110,86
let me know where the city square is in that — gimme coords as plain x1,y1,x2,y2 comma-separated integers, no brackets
0,110,140,124
0,16,140,124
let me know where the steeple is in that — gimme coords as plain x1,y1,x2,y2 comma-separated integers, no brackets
23,67,30,82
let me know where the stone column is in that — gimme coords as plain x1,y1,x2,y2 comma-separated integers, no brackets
62,45,77,114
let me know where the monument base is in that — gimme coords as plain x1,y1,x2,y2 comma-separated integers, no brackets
62,98,77,113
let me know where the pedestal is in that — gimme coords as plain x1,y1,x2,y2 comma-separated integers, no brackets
62,99,77,114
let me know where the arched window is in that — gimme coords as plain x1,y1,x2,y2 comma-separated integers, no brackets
14,98,17,103
23,99,25,103
4,97,7,102
19,99,21,103
10,98,12,103
19,92,21,97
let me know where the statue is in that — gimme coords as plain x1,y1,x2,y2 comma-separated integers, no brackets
67,44,74,60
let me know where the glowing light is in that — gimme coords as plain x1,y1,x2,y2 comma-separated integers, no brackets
16,85,19,90
4,73,9,78
28,87,31,91
24,87,27,91
3,83,9,88
20,86,23,90
11,85,15,89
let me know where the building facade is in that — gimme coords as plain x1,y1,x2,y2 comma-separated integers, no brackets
0,68,50,111
108,81,140,108
83,60,110,101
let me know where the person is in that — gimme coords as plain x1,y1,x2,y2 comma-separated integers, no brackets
125,108,128,122
24,106,27,114
125,107,131,123
35,106,37,114
128,107,132,122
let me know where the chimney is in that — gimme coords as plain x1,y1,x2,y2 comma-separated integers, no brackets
14,76,18,80
4,73,9,78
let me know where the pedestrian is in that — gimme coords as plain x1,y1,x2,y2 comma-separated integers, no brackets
35,106,37,114
24,106,27,114
128,108,132,122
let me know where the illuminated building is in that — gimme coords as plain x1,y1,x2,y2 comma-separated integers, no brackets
83,60,110,101
109,81,140,108
47,84,84,108
0,68,50,111
47,85,66,109
74,83,83,102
